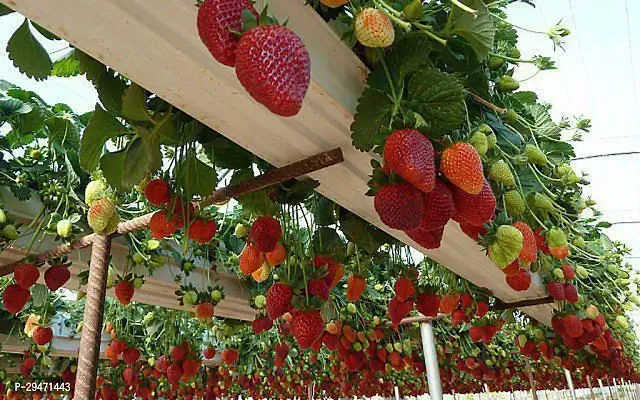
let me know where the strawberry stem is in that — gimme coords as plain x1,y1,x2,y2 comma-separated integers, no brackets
450,0,478,18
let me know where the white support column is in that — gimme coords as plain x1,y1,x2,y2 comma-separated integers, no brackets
586,375,595,400
612,378,622,400
420,322,443,400
394,386,400,400
564,369,577,400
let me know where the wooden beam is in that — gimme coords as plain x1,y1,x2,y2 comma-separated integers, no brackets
491,296,554,311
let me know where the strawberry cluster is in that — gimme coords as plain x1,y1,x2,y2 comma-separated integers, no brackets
239,216,286,282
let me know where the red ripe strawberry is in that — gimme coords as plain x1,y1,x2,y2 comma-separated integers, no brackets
188,218,217,244
167,363,184,384
2,283,30,314
122,367,136,384
144,179,171,207
149,210,181,239
195,302,215,321
416,181,456,231
203,346,216,359
197,0,258,66
440,142,484,194
44,264,70,291
458,221,487,240
374,182,424,230
307,279,329,302
123,347,140,365
513,221,537,265
239,243,264,275
564,283,579,303
476,301,489,318
252,315,273,334
534,227,550,253
388,297,413,325
13,262,39,289
250,216,282,253
291,310,324,349
394,277,415,302
115,281,134,306
459,293,473,309
182,359,201,377
266,282,293,320
547,281,565,300
32,326,53,345
170,345,186,362
561,263,575,280
383,129,436,193
111,339,127,355
451,309,466,327
451,180,495,227
405,226,444,249
469,326,484,343
503,260,521,276
563,314,583,339
346,275,366,302
505,269,531,291
235,25,310,117
275,342,289,358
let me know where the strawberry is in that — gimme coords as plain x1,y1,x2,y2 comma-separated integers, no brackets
115,281,134,306
44,264,70,291
503,260,521,276
489,225,524,268
167,363,184,384
354,8,395,48
488,160,515,187
405,226,444,249
188,218,217,244
564,283,579,303
458,221,487,240
440,142,484,195
549,245,569,259
32,326,53,345
239,244,264,275
476,301,489,317
203,346,216,359
182,358,202,377
459,293,473,308
251,262,271,283
346,275,366,302
170,345,186,362
195,302,215,321
513,221,537,266
388,297,413,325
149,210,181,239
563,314,583,339
235,25,310,117
13,262,39,289
265,243,287,266
275,342,289,358
307,278,329,302
394,277,415,302
197,0,258,66
291,310,324,349
416,292,440,318
320,0,348,7
122,347,140,365
439,293,460,314
250,216,282,253
374,182,424,230
413,181,455,231
2,284,30,314
87,198,116,233
561,263,575,280
534,227,550,254
451,179,495,227
85,180,107,207
383,129,435,193
451,309,466,326
112,339,127,355
122,367,136,384
469,325,484,343
252,315,273,334
504,190,526,217
144,178,171,207
505,269,531,291
525,144,548,165
266,282,293,320
547,281,565,300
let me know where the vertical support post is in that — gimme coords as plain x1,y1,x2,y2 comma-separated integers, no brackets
612,378,622,400
598,379,606,400
74,235,112,400
420,322,442,400
525,358,539,400
394,386,400,400
484,383,490,400
564,369,577,400
586,375,596,400
635,383,640,400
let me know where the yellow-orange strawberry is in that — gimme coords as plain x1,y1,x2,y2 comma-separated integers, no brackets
440,142,484,194
355,8,395,48
251,262,272,283
239,243,263,275
320,0,348,7
265,243,287,266
87,198,116,234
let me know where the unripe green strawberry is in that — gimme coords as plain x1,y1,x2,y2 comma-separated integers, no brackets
85,180,107,206
496,75,520,92
469,130,488,156
546,228,567,248
56,219,73,238
525,144,547,165
96,212,120,236
572,236,585,248
508,48,521,59
106,267,116,289
490,225,523,268
402,0,424,20
87,198,116,233
346,303,357,314
585,305,599,319
502,109,520,124
211,289,223,302
486,132,497,149
353,342,362,352
575,265,588,279
517,334,527,348
585,198,596,207
615,315,629,330
234,223,249,238
386,343,393,353
488,56,505,70
531,193,554,211
2,224,19,240
504,190,526,217
254,294,266,309
133,277,144,289
393,342,403,353
534,328,544,340
0,209,6,225
183,290,198,306
489,160,515,187
355,8,395,48
552,268,564,280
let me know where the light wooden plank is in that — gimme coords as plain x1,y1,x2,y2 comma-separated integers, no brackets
0,0,551,325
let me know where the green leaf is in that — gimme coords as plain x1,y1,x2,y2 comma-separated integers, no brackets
339,213,383,254
406,69,466,135
539,140,574,163
122,137,150,188
97,72,126,116
0,97,32,116
153,114,181,146
51,50,81,77
312,227,346,262
121,83,150,122
0,4,14,16
100,149,127,191
486,114,522,149
142,134,162,173
80,105,129,171
45,116,79,149
31,22,60,41
31,284,48,307
176,152,217,197
6,20,52,80
449,0,495,58
231,169,277,216
311,195,337,227
201,134,254,169
596,221,612,229
510,91,538,105
350,88,394,151
75,50,105,83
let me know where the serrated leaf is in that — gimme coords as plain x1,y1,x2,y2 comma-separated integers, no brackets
100,148,127,191
350,87,394,151
121,137,152,188
31,22,60,41
6,20,52,80
406,69,466,135
176,152,217,197
486,114,522,149
510,91,538,105
31,284,48,307
75,50,105,83
201,134,253,170
311,196,337,227
231,169,277,216
153,114,181,146
596,221,612,229
45,116,79,149
121,83,150,122
80,105,129,171
312,227,346,262
339,214,383,254
449,0,495,58
0,97,32,116
97,71,126,116
51,50,81,77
